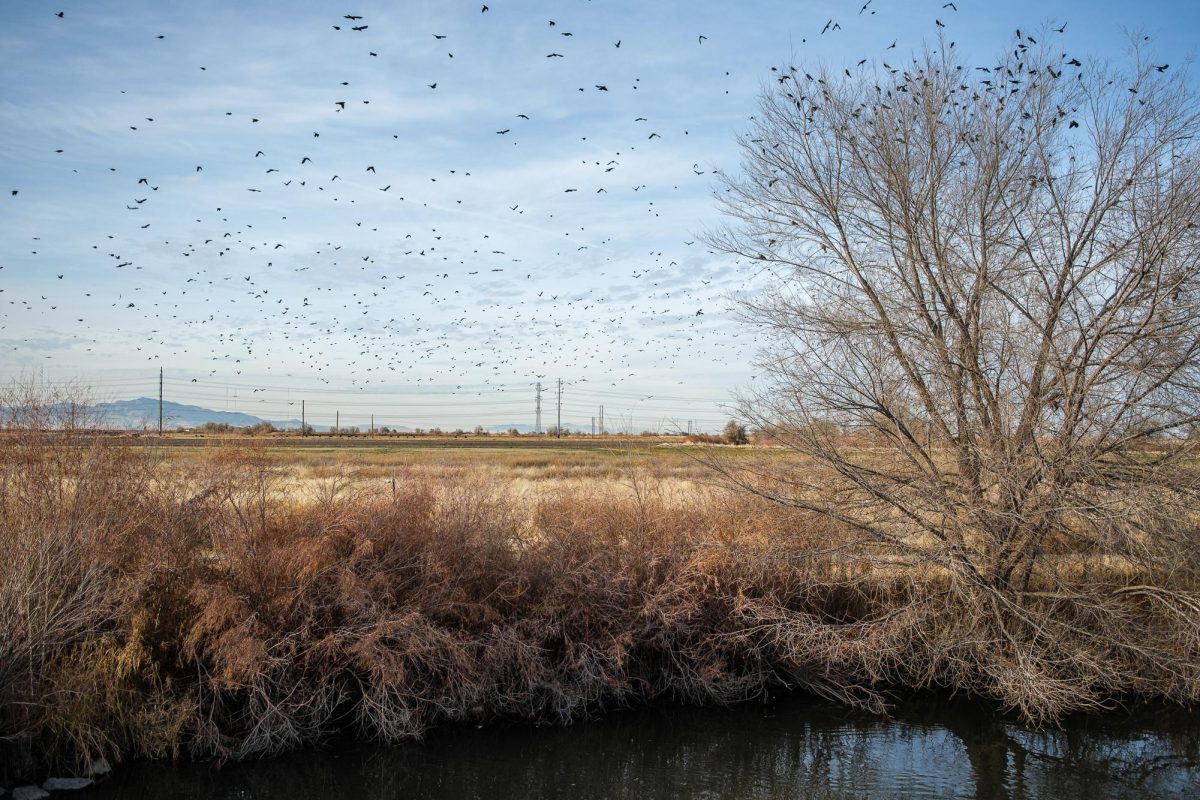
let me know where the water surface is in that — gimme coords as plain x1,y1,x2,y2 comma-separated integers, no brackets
85,696,1199,799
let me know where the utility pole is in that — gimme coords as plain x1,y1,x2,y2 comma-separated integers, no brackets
535,382,542,435
556,379,562,438
371,413,375,436
302,400,306,436
336,410,339,437
158,367,163,436
591,416,595,437
599,404,604,436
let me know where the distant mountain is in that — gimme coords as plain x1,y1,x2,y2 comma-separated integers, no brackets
76,397,566,433
88,398,307,431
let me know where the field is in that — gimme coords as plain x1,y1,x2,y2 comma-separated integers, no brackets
155,435,729,498
2,430,1199,780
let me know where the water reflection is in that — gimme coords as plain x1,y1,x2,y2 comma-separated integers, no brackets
87,697,1199,799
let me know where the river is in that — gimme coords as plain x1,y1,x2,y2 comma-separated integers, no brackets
85,696,1198,799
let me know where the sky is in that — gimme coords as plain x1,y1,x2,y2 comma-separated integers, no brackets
2,0,1197,431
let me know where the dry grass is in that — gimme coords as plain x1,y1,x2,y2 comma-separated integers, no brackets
1,431,1198,779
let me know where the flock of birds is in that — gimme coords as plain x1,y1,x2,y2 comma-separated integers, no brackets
0,0,1110,423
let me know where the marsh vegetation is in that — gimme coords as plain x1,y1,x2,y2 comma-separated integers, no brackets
2,389,1198,781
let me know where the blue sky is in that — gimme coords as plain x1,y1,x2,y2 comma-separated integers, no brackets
2,0,1196,430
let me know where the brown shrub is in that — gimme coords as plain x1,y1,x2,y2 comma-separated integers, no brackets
0,426,1197,776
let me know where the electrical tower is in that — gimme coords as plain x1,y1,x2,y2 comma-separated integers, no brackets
556,379,562,438
535,382,542,434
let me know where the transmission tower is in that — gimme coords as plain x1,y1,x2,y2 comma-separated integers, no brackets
535,382,542,434
556,379,562,438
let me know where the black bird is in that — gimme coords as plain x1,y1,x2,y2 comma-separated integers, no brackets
1155,64,1170,72
547,53,563,58
428,82,437,89
481,3,488,11
434,34,446,39
345,14,363,20
496,129,510,134
55,10,64,17
614,40,620,48
352,25,367,31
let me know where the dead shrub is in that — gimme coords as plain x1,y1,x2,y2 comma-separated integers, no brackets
1,412,1197,775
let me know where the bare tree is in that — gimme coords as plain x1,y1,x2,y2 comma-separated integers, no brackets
708,33,1200,717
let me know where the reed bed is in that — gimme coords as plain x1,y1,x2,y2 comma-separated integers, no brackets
2,431,1198,779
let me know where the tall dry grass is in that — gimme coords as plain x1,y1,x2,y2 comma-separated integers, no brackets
2,425,1199,779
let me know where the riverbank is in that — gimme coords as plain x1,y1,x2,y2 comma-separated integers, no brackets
3,433,1199,784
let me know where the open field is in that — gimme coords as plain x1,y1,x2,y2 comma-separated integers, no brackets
2,429,1199,781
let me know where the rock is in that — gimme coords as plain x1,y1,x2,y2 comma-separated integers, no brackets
42,778,93,791
11,787,49,800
